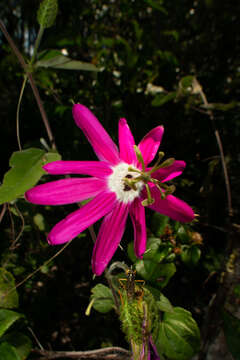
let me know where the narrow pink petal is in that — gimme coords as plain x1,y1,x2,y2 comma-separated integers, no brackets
129,198,146,258
73,104,120,165
25,178,107,205
48,191,117,245
150,160,186,182
143,185,194,222
92,201,129,275
118,118,137,164
138,126,164,167
43,160,113,178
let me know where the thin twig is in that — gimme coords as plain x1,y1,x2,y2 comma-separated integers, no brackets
32,347,130,359
0,20,56,150
193,77,232,217
9,202,25,250
2,241,72,300
0,203,7,223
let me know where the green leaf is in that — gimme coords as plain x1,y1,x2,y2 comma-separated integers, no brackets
136,261,176,288
2,333,32,360
36,50,99,71
156,307,200,360
0,268,19,309
0,148,61,204
0,342,21,360
37,0,58,29
157,293,174,313
144,0,168,14
91,284,115,313
143,237,162,260
222,310,240,360
152,92,176,107
127,242,138,263
181,246,201,266
151,213,170,236
0,309,23,338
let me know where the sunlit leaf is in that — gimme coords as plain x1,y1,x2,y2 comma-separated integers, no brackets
0,148,61,204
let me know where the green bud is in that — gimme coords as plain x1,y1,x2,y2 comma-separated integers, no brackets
37,0,58,29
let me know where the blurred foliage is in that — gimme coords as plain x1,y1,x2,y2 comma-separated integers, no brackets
0,0,240,358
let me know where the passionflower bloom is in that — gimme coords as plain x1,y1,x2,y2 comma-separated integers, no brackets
25,104,194,275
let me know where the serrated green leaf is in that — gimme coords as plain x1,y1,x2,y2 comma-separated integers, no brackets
36,52,99,71
0,309,23,338
222,310,240,360
157,293,174,313
156,307,200,360
152,92,176,107
0,148,61,204
91,284,115,313
0,342,21,360
0,268,18,309
2,333,32,360
37,0,58,29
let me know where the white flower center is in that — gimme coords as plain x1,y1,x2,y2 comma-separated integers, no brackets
107,162,144,203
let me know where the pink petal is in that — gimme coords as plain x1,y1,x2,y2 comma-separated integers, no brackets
92,201,129,275
138,126,164,167
48,191,117,245
25,178,107,205
72,104,120,165
129,198,146,258
118,118,137,164
144,185,194,222
43,160,112,178
150,160,186,182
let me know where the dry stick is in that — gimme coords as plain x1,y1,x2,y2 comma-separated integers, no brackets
0,20,56,150
32,347,130,359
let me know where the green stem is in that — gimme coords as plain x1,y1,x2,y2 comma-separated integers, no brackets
30,25,45,65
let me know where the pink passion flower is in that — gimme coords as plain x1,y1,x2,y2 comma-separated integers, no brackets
25,104,194,276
